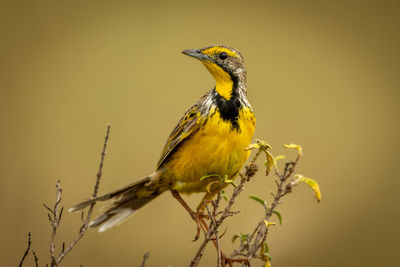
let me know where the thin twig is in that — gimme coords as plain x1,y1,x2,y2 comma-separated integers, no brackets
32,248,39,267
48,181,62,267
18,232,32,267
40,125,111,266
204,201,221,267
190,148,262,267
140,251,150,267
232,149,303,266
189,233,210,267
56,124,111,265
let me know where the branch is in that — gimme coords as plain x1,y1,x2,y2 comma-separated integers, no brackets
56,124,110,265
140,251,150,267
18,232,39,267
189,145,262,267
40,124,111,267
204,199,221,267
243,154,301,263
190,141,320,266
48,181,62,266
32,248,39,267
18,232,32,267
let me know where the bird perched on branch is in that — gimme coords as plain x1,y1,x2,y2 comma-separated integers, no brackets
69,45,256,232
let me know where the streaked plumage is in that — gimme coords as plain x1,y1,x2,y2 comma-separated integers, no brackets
70,45,256,232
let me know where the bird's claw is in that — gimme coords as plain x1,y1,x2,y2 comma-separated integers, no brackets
191,212,210,241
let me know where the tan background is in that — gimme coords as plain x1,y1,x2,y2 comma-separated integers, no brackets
1,0,399,266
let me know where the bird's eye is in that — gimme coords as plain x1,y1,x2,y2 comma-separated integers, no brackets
219,52,228,60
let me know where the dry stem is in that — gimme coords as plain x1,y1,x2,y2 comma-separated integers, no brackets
191,141,309,266
25,124,111,267
189,149,261,267
140,251,150,267
230,151,303,266
18,232,32,267
55,124,110,265
19,232,39,267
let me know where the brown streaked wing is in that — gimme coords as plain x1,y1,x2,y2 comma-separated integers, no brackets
156,93,209,169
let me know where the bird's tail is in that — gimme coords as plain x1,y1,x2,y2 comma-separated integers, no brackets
69,172,166,232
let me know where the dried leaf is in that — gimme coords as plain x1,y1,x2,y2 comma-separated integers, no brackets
283,143,302,156
274,155,285,164
264,220,276,227
261,242,272,266
245,139,272,151
264,150,275,175
295,174,322,202
245,143,260,151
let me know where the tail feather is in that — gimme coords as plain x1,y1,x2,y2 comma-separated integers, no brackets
90,208,136,232
68,176,151,213
68,198,97,213
69,172,165,231
90,192,159,232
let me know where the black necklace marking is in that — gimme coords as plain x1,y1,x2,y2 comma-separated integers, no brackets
212,79,242,131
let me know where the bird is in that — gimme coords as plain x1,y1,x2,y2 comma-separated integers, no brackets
69,45,256,232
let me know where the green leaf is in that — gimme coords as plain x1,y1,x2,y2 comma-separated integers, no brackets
264,242,269,253
240,233,248,244
272,210,282,225
232,233,248,244
249,195,266,206
221,190,228,201
232,234,240,243
200,174,221,181
201,174,237,188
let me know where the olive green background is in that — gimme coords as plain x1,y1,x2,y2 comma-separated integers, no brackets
1,0,399,266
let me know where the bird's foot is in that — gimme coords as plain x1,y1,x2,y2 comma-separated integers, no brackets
192,211,210,241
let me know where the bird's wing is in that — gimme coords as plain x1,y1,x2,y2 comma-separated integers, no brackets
156,93,209,169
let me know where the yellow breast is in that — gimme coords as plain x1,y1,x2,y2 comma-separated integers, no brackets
163,107,256,193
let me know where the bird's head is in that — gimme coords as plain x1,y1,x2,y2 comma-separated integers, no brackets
182,45,246,100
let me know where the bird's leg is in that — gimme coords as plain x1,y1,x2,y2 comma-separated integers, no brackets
171,190,209,241
171,191,248,265
171,190,196,220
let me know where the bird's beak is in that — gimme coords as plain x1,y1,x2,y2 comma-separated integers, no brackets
182,49,211,62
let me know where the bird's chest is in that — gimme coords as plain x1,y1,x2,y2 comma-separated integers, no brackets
167,107,256,193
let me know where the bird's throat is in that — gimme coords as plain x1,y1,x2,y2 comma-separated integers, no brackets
215,78,234,101
202,61,234,100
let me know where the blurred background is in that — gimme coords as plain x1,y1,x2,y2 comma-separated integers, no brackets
1,0,399,266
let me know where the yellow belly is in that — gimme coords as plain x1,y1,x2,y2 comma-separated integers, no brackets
162,107,256,193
